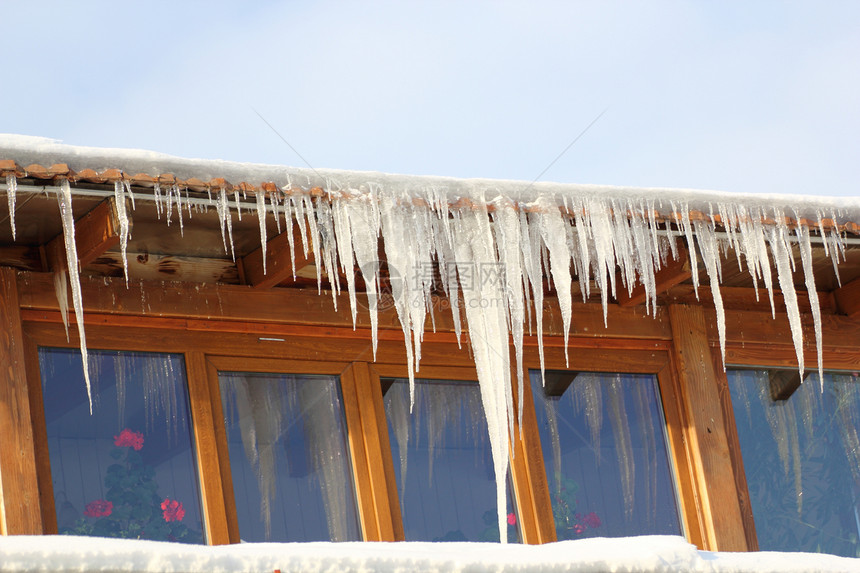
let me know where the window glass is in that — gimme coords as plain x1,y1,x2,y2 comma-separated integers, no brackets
529,370,681,539
728,369,860,557
219,372,361,542
382,378,519,542
40,348,204,544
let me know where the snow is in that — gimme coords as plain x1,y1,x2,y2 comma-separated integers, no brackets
2,534,859,573
2,134,859,545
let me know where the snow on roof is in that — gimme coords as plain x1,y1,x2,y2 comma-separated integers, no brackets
1,134,858,222
2,534,858,573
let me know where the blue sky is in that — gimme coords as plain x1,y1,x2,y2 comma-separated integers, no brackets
2,1,858,196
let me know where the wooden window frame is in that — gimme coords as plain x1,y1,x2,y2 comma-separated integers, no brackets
15,271,860,551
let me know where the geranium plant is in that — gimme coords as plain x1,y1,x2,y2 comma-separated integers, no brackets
552,476,602,540
62,429,202,544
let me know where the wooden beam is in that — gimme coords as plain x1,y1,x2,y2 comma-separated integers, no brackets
768,370,803,401
43,197,128,270
0,267,43,534
339,363,383,541
618,242,692,307
87,252,239,284
668,304,749,551
0,246,43,272
666,284,837,315
241,226,312,289
184,352,232,545
350,363,404,541
834,276,860,318
16,271,674,341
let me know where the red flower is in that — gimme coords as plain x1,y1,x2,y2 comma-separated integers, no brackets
572,523,585,534
84,499,113,518
161,498,185,522
114,429,144,450
507,512,517,526
582,511,601,529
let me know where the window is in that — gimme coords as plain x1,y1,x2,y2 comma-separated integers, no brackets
728,369,860,557
218,371,361,542
529,370,682,539
39,348,205,544
382,377,519,542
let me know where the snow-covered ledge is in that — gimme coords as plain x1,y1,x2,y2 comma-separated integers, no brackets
2,535,858,573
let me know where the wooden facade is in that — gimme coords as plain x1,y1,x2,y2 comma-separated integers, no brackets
1,156,859,553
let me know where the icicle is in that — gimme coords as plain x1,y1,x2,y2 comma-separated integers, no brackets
522,211,546,386
451,207,513,544
692,220,726,366
768,211,805,377
332,199,357,327
122,179,135,210
535,197,573,366
492,201,526,429
794,221,824,389
303,196,324,292
57,179,93,412
153,182,163,219
173,185,185,236
255,191,267,275
53,270,69,340
269,192,282,235
6,173,16,240
234,190,243,221
677,202,700,297
215,188,236,260
114,181,131,283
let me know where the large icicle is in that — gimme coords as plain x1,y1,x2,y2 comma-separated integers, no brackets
452,207,513,544
56,179,93,411
794,222,824,387
768,211,805,377
114,181,131,283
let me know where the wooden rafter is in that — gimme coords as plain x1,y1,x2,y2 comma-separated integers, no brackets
617,241,692,307
241,225,312,289
834,276,860,318
43,196,128,271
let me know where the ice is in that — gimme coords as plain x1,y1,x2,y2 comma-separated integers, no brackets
255,191,267,275
768,213,805,377
5,173,16,239
692,220,726,366
794,221,824,387
535,197,573,366
451,207,513,544
215,188,235,260
492,202,526,428
114,181,131,283
57,179,93,412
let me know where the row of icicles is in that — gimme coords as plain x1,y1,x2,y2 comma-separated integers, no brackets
4,173,850,543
